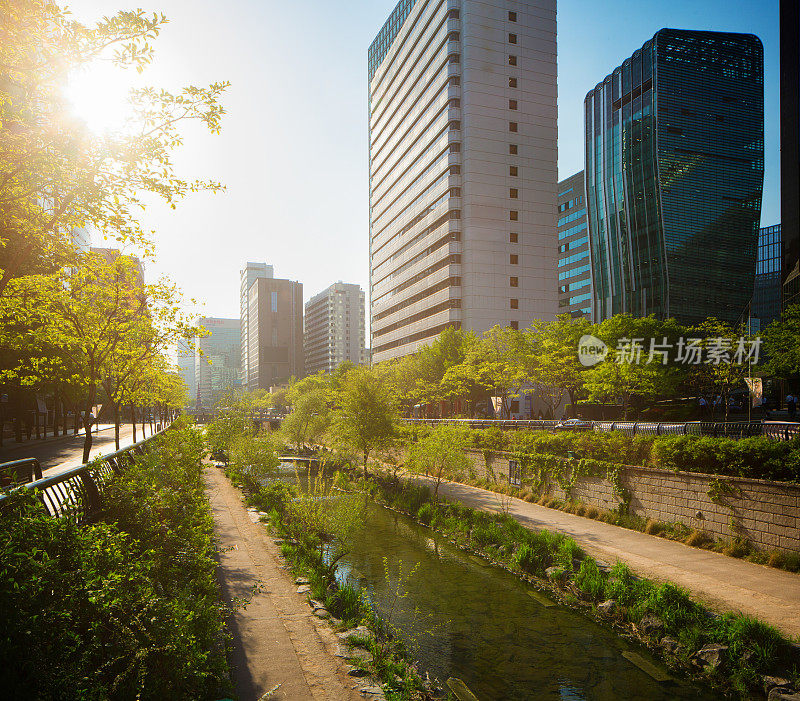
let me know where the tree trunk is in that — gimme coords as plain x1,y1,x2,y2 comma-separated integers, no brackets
363,450,369,479
142,411,146,438
132,405,137,442
113,402,120,450
81,386,96,463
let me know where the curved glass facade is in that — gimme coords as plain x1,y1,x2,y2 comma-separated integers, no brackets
585,29,764,325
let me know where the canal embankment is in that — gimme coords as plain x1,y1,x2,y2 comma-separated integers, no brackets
404,470,800,638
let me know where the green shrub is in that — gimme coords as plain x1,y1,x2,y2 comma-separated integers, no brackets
252,480,298,516
416,502,434,525
574,558,605,599
0,429,231,700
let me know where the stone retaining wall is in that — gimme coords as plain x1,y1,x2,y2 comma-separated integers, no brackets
466,450,800,553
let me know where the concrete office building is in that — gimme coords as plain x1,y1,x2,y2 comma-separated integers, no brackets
305,282,367,375
239,262,274,385
557,171,590,318
195,317,241,409
368,0,558,363
585,29,764,325
176,338,196,406
244,277,303,390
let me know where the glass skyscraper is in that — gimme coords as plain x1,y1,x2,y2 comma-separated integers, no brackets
584,29,764,325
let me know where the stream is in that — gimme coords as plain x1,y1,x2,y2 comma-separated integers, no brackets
288,467,713,700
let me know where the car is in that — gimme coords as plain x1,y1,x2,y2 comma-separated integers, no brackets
554,418,593,432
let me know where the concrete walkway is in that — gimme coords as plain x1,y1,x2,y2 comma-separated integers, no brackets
203,465,362,701
410,474,800,639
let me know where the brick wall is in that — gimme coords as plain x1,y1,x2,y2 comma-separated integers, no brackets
465,450,800,553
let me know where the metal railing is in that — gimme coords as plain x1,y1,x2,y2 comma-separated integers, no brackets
0,458,42,487
405,418,800,441
0,430,167,524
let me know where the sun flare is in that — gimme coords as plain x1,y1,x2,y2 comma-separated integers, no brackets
64,63,140,136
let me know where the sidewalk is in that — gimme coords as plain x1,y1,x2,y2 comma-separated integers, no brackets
408,474,800,639
0,424,116,459
203,465,362,701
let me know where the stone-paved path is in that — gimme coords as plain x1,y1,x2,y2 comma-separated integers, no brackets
203,465,363,701
408,474,800,639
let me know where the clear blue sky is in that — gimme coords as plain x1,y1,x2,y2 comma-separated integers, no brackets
66,0,780,321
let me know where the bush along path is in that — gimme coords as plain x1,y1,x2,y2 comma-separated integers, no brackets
0,423,232,700
223,459,441,701
333,467,800,700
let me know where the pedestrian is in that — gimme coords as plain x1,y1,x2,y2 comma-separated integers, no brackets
761,396,771,420
699,396,707,418
787,393,797,420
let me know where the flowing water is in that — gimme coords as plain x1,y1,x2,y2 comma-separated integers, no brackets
290,469,712,700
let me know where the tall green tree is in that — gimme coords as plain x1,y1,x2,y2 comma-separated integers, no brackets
331,365,398,478
524,315,592,418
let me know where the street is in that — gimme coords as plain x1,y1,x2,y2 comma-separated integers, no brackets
0,423,152,478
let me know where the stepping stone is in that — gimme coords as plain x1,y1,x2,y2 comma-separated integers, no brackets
527,590,556,607
447,677,480,701
347,665,369,677
314,608,331,619
309,598,326,611
622,651,672,682
358,683,385,699
296,584,311,594
295,577,309,585
338,625,371,643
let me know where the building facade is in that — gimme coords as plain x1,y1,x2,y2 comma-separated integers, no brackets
750,224,783,332
304,282,367,375
195,317,241,409
585,29,764,326
368,0,557,363
244,277,303,390
557,171,590,318
239,262,274,385
780,0,799,310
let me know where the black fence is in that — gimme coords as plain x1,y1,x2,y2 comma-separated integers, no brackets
405,418,800,442
0,428,168,524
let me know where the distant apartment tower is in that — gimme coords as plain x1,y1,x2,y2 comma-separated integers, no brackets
585,29,764,325
89,246,145,286
195,317,241,409
176,338,196,405
368,0,558,362
781,0,799,309
244,277,303,389
239,262,274,385
750,224,783,331
305,282,366,375
557,171,590,318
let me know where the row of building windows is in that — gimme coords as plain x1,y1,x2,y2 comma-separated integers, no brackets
558,264,591,281
558,194,584,212
558,250,589,268
559,236,588,254
557,207,587,226
558,221,588,240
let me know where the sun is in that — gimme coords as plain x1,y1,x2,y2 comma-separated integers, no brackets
63,62,140,136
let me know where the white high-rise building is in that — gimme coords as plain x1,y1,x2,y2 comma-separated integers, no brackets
239,262,274,385
304,282,367,375
368,0,558,362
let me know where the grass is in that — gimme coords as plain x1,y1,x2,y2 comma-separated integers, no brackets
335,466,800,699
